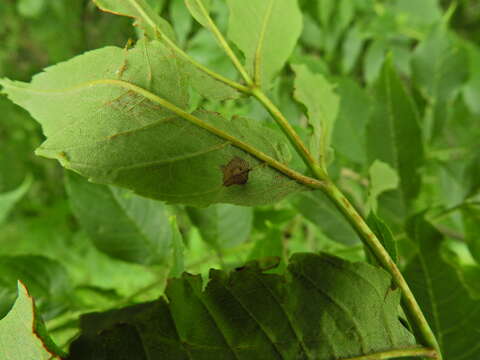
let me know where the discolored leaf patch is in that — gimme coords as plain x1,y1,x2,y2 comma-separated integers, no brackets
221,156,251,187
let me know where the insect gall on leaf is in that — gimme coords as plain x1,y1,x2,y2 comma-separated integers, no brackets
221,156,251,186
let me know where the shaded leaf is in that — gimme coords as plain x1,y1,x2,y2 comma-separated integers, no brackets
1,41,304,207
404,217,480,360
368,160,399,213
292,64,340,166
0,282,62,359
185,0,212,28
247,226,285,274
226,0,303,88
462,204,480,264
331,77,371,164
292,191,360,246
412,24,468,103
0,174,32,224
68,253,415,359
65,172,172,265
411,24,468,140
367,58,424,214
93,0,176,40
170,0,193,47
0,255,71,320
366,213,397,264
168,217,185,278
187,203,253,250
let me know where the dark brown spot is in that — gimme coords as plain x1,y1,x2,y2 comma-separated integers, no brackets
221,156,251,187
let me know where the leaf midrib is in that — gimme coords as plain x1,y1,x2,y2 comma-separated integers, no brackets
6,78,322,190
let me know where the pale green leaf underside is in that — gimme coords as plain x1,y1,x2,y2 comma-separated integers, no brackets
0,282,59,360
0,41,304,207
68,253,415,359
93,1,238,101
226,0,302,88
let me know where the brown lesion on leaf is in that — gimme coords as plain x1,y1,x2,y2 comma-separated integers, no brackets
221,156,251,187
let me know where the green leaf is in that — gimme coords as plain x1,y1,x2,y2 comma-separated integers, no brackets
316,0,335,27
0,255,71,320
412,24,468,103
292,191,360,246
93,0,176,41
185,0,212,28
226,0,303,88
187,204,253,250
391,0,442,27
367,58,424,213
17,0,46,18
341,25,365,74
170,0,193,47
366,213,397,264
68,253,415,359
0,282,63,359
66,172,172,265
463,44,480,115
247,226,285,274
363,40,386,84
404,217,480,360
331,77,371,164
0,175,32,224
168,216,185,278
1,41,305,207
463,152,480,199
368,160,399,213
292,64,340,166
411,24,468,140
462,204,480,264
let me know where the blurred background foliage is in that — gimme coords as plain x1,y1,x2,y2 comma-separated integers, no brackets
0,0,479,350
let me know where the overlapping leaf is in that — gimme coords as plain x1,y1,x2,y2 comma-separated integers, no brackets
0,255,71,320
404,217,480,360
367,58,424,215
67,253,415,359
66,172,172,265
93,0,238,101
92,0,175,40
0,40,304,207
0,282,63,360
292,64,339,166
187,204,253,250
292,191,360,246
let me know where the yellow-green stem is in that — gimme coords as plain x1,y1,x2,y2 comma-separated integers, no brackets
321,179,442,360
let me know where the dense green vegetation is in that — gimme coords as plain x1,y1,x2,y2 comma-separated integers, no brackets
1,0,479,359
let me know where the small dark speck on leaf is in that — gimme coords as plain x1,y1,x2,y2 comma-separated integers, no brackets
221,156,251,187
